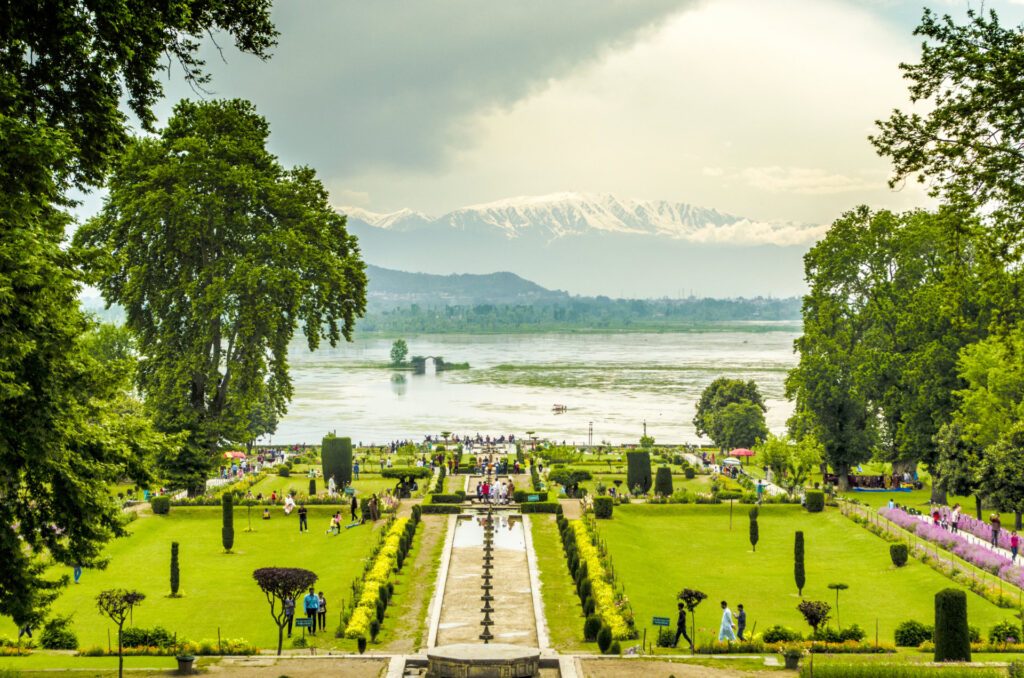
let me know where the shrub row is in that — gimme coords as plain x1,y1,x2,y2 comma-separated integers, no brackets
429,493,465,504
78,637,258,656
341,513,419,641
520,502,559,514
420,504,462,514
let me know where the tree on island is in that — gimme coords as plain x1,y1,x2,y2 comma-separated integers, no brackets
96,589,146,678
390,339,409,366
1,0,272,625
76,99,367,494
253,567,318,656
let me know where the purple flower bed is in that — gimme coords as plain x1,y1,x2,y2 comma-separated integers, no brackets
937,507,1013,550
880,507,1015,579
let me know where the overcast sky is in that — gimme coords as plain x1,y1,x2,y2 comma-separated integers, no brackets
91,0,1024,239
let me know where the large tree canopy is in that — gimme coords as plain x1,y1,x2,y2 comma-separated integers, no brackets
76,99,367,492
693,377,766,449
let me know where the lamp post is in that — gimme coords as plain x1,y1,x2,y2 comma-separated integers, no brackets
588,421,593,448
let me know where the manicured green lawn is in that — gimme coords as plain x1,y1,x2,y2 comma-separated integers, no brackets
530,515,587,651
250,472,403,499
599,504,1013,647
0,507,381,650
0,654,181,671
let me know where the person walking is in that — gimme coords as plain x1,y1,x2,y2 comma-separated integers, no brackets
283,596,295,638
950,504,961,533
736,604,747,640
991,513,1002,548
73,565,82,584
718,601,737,641
298,503,308,532
354,460,360,481
673,601,693,651
317,591,327,632
303,587,319,635
350,494,359,522
1012,532,1020,562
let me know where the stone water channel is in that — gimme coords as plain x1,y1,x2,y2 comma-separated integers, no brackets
410,474,559,677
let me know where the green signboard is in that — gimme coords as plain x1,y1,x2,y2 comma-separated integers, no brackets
652,616,670,627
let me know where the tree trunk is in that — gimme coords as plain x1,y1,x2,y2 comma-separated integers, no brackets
975,495,983,521
118,627,124,678
836,464,850,492
1016,511,1022,531
277,624,283,656
930,481,947,505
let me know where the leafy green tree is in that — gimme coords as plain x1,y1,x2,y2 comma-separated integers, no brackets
96,590,146,678
714,400,768,451
76,99,367,493
693,378,766,444
1,0,276,623
872,8,1024,263
977,424,1024,529
755,434,793,482
245,395,280,453
934,421,984,519
390,339,409,366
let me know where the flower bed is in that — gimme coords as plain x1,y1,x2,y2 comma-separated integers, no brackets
570,519,637,640
880,507,1020,588
342,515,416,640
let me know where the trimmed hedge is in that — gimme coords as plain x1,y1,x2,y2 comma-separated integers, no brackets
934,588,970,662
520,502,559,514
626,452,652,493
151,496,171,515
381,467,432,479
429,494,465,504
593,497,613,519
322,435,352,486
895,620,932,647
654,467,673,496
420,504,462,514
805,490,825,513
514,490,545,503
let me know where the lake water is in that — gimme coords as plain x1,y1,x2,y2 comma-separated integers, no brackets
274,324,801,446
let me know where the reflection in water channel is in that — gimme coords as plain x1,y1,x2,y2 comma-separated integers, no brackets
451,514,525,551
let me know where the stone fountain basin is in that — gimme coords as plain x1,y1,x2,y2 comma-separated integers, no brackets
427,643,540,678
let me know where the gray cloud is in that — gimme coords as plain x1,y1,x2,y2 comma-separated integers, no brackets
162,1,695,177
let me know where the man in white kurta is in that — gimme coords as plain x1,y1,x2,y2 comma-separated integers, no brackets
718,601,737,641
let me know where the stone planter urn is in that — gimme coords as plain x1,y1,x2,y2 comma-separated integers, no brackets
175,654,196,674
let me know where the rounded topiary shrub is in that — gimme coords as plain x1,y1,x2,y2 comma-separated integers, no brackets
593,496,613,519
609,640,621,655
684,466,696,480
583,614,602,642
150,495,171,515
578,577,592,602
934,588,971,662
804,490,825,513
583,596,595,616
357,636,367,654
762,624,801,643
277,465,290,477
890,543,909,568
597,625,613,653
369,618,380,641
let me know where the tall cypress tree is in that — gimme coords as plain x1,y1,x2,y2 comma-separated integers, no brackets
222,494,235,553
794,531,805,595
170,542,180,596
749,507,759,552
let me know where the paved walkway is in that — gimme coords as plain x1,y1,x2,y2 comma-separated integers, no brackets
908,511,1020,563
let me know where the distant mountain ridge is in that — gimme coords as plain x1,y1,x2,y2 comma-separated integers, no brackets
343,192,824,245
341,193,822,298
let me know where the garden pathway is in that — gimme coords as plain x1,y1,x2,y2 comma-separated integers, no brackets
908,511,1018,562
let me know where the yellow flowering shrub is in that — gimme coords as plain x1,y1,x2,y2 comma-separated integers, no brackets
571,520,636,640
343,518,411,639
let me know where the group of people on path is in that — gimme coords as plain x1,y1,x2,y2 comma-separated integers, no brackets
673,601,746,651
475,478,514,504
921,502,1022,562
282,588,328,636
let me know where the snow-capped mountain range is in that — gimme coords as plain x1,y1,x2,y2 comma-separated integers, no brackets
341,192,826,246
339,193,824,297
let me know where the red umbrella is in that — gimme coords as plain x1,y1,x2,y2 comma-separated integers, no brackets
730,448,755,457
223,450,246,459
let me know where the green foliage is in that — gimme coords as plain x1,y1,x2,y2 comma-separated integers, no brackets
762,624,802,643
251,567,318,656
684,466,696,479
797,600,831,634
429,494,465,504
369,618,380,641
593,497,614,519
520,502,559,514
934,588,971,662
894,619,933,647
357,636,367,654
583,614,602,641
150,496,171,515
420,504,462,514
221,494,234,553
389,339,409,366
989,620,1021,644
749,506,759,552
381,467,432,479
715,400,768,450
321,435,352,487
75,99,367,493
795,531,806,595
277,466,291,477
40,615,78,650
626,452,652,493
890,544,908,568
654,467,673,496
170,543,180,596
805,491,824,513
798,666,1001,678
597,625,613,653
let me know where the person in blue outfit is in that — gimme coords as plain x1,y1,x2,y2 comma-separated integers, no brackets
303,587,319,635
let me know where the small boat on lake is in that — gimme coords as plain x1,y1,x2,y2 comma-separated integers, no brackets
551,404,568,414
